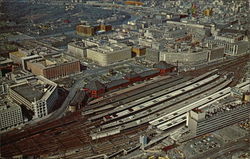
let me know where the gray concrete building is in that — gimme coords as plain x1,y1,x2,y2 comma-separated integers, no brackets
187,102,250,137
160,46,209,65
0,102,23,130
145,48,160,62
8,76,58,119
207,45,225,61
86,43,131,66
7,70,35,83
67,41,97,58
205,33,249,56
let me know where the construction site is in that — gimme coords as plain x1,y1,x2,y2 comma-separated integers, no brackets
1,53,249,159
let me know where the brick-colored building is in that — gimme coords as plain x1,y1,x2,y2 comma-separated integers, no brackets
100,24,112,32
131,47,146,57
26,54,81,79
84,80,106,98
124,71,141,82
76,24,112,36
76,25,99,36
153,61,176,75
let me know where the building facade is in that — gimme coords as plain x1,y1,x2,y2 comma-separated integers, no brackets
205,33,249,56
26,55,81,79
67,41,97,58
76,24,112,36
207,45,225,61
187,103,250,136
8,76,58,118
86,43,131,66
160,49,209,65
68,42,88,58
0,104,23,130
76,25,99,36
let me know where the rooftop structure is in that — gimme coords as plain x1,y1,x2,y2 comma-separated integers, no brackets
124,71,140,82
7,69,35,83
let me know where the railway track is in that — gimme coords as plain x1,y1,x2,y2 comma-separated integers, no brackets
99,77,231,130
1,54,249,158
88,70,218,121
84,76,191,115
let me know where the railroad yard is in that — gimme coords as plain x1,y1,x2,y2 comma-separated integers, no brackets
1,54,249,158
1,0,250,158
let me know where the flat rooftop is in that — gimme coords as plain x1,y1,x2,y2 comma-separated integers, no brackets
69,41,86,48
216,33,244,38
0,58,13,66
89,43,129,54
0,95,21,112
12,83,44,102
29,54,78,69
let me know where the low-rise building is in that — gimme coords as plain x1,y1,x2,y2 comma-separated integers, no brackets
207,45,225,61
153,61,176,74
205,33,249,56
0,57,13,77
131,46,146,57
9,76,58,118
160,45,209,65
86,43,131,66
67,41,97,58
187,101,250,137
9,51,27,64
26,54,81,79
0,98,23,130
84,80,106,98
76,24,112,36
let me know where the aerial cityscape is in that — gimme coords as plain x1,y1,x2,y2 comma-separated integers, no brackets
0,0,249,158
